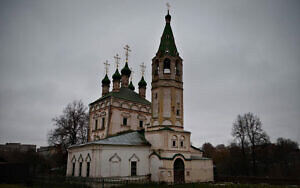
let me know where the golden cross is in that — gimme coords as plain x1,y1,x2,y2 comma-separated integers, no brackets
113,54,121,69
104,60,110,74
130,66,134,82
166,2,171,12
140,62,146,76
123,45,131,62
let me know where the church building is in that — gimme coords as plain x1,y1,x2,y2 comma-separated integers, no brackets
66,11,214,183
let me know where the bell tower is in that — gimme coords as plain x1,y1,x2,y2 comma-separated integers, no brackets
150,11,184,131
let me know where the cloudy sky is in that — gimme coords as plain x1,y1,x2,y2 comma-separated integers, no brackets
0,0,299,147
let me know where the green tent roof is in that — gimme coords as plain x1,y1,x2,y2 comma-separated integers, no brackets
157,13,178,57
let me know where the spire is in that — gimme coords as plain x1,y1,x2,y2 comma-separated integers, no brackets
157,7,178,57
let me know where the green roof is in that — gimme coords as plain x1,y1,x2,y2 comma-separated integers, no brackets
69,131,151,148
157,13,178,57
90,87,151,105
101,74,111,85
138,76,147,88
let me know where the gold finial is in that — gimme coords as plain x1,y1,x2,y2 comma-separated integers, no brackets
113,54,121,69
140,62,146,77
166,2,171,13
123,45,131,62
130,66,134,82
104,60,110,74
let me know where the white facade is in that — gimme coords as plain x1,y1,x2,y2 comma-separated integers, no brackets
67,144,150,178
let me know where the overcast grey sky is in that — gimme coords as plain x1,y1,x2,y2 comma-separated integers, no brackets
0,0,299,147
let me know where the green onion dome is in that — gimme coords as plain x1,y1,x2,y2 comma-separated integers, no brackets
101,74,111,85
121,62,131,76
138,76,147,88
128,81,135,91
112,69,121,80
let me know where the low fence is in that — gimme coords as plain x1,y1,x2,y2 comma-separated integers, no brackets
215,176,300,185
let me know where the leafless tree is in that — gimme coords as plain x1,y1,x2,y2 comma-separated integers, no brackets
244,112,269,175
232,114,249,175
48,100,89,151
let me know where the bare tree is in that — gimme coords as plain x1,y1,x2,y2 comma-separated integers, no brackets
232,114,249,175
48,100,89,151
243,112,269,175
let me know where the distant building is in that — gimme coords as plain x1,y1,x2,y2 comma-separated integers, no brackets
0,143,36,153
66,11,213,183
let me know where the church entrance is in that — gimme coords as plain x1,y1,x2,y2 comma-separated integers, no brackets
173,158,185,183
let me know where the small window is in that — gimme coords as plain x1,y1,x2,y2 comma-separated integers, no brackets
139,120,143,128
123,117,127,126
79,162,82,177
163,58,171,74
86,162,90,177
175,60,180,76
172,135,177,147
72,163,75,176
180,141,184,147
131,161,137,176
176,109,180,116
172,140,176,147
154,60,159,75
102,118,105,129
95,119,98,130
155,93,158,99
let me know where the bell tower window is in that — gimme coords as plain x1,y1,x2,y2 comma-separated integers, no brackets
175,60,180,76
163,58,171,74
154,60,159,75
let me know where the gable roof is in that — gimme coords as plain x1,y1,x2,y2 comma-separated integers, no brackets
90,87,151,106
69,131,151,149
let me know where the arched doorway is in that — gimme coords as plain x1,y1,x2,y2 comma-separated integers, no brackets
173,158,185,183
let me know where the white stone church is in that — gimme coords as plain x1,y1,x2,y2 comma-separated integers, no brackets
66,11,214,183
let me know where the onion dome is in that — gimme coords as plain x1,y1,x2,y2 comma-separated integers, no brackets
138,76,147,88
101,74,111,85
112,69,121,80
121,62,131,76
128,81,135,91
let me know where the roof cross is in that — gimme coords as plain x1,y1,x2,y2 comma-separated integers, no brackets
166,2,171,12
104,60,110,74
140,62,146,76
123,45,131,62
113,54,121,69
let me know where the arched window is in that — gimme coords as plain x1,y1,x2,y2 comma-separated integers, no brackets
180,136,185,147
154,60,159,75
163,58,171,74
172,135,178,147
